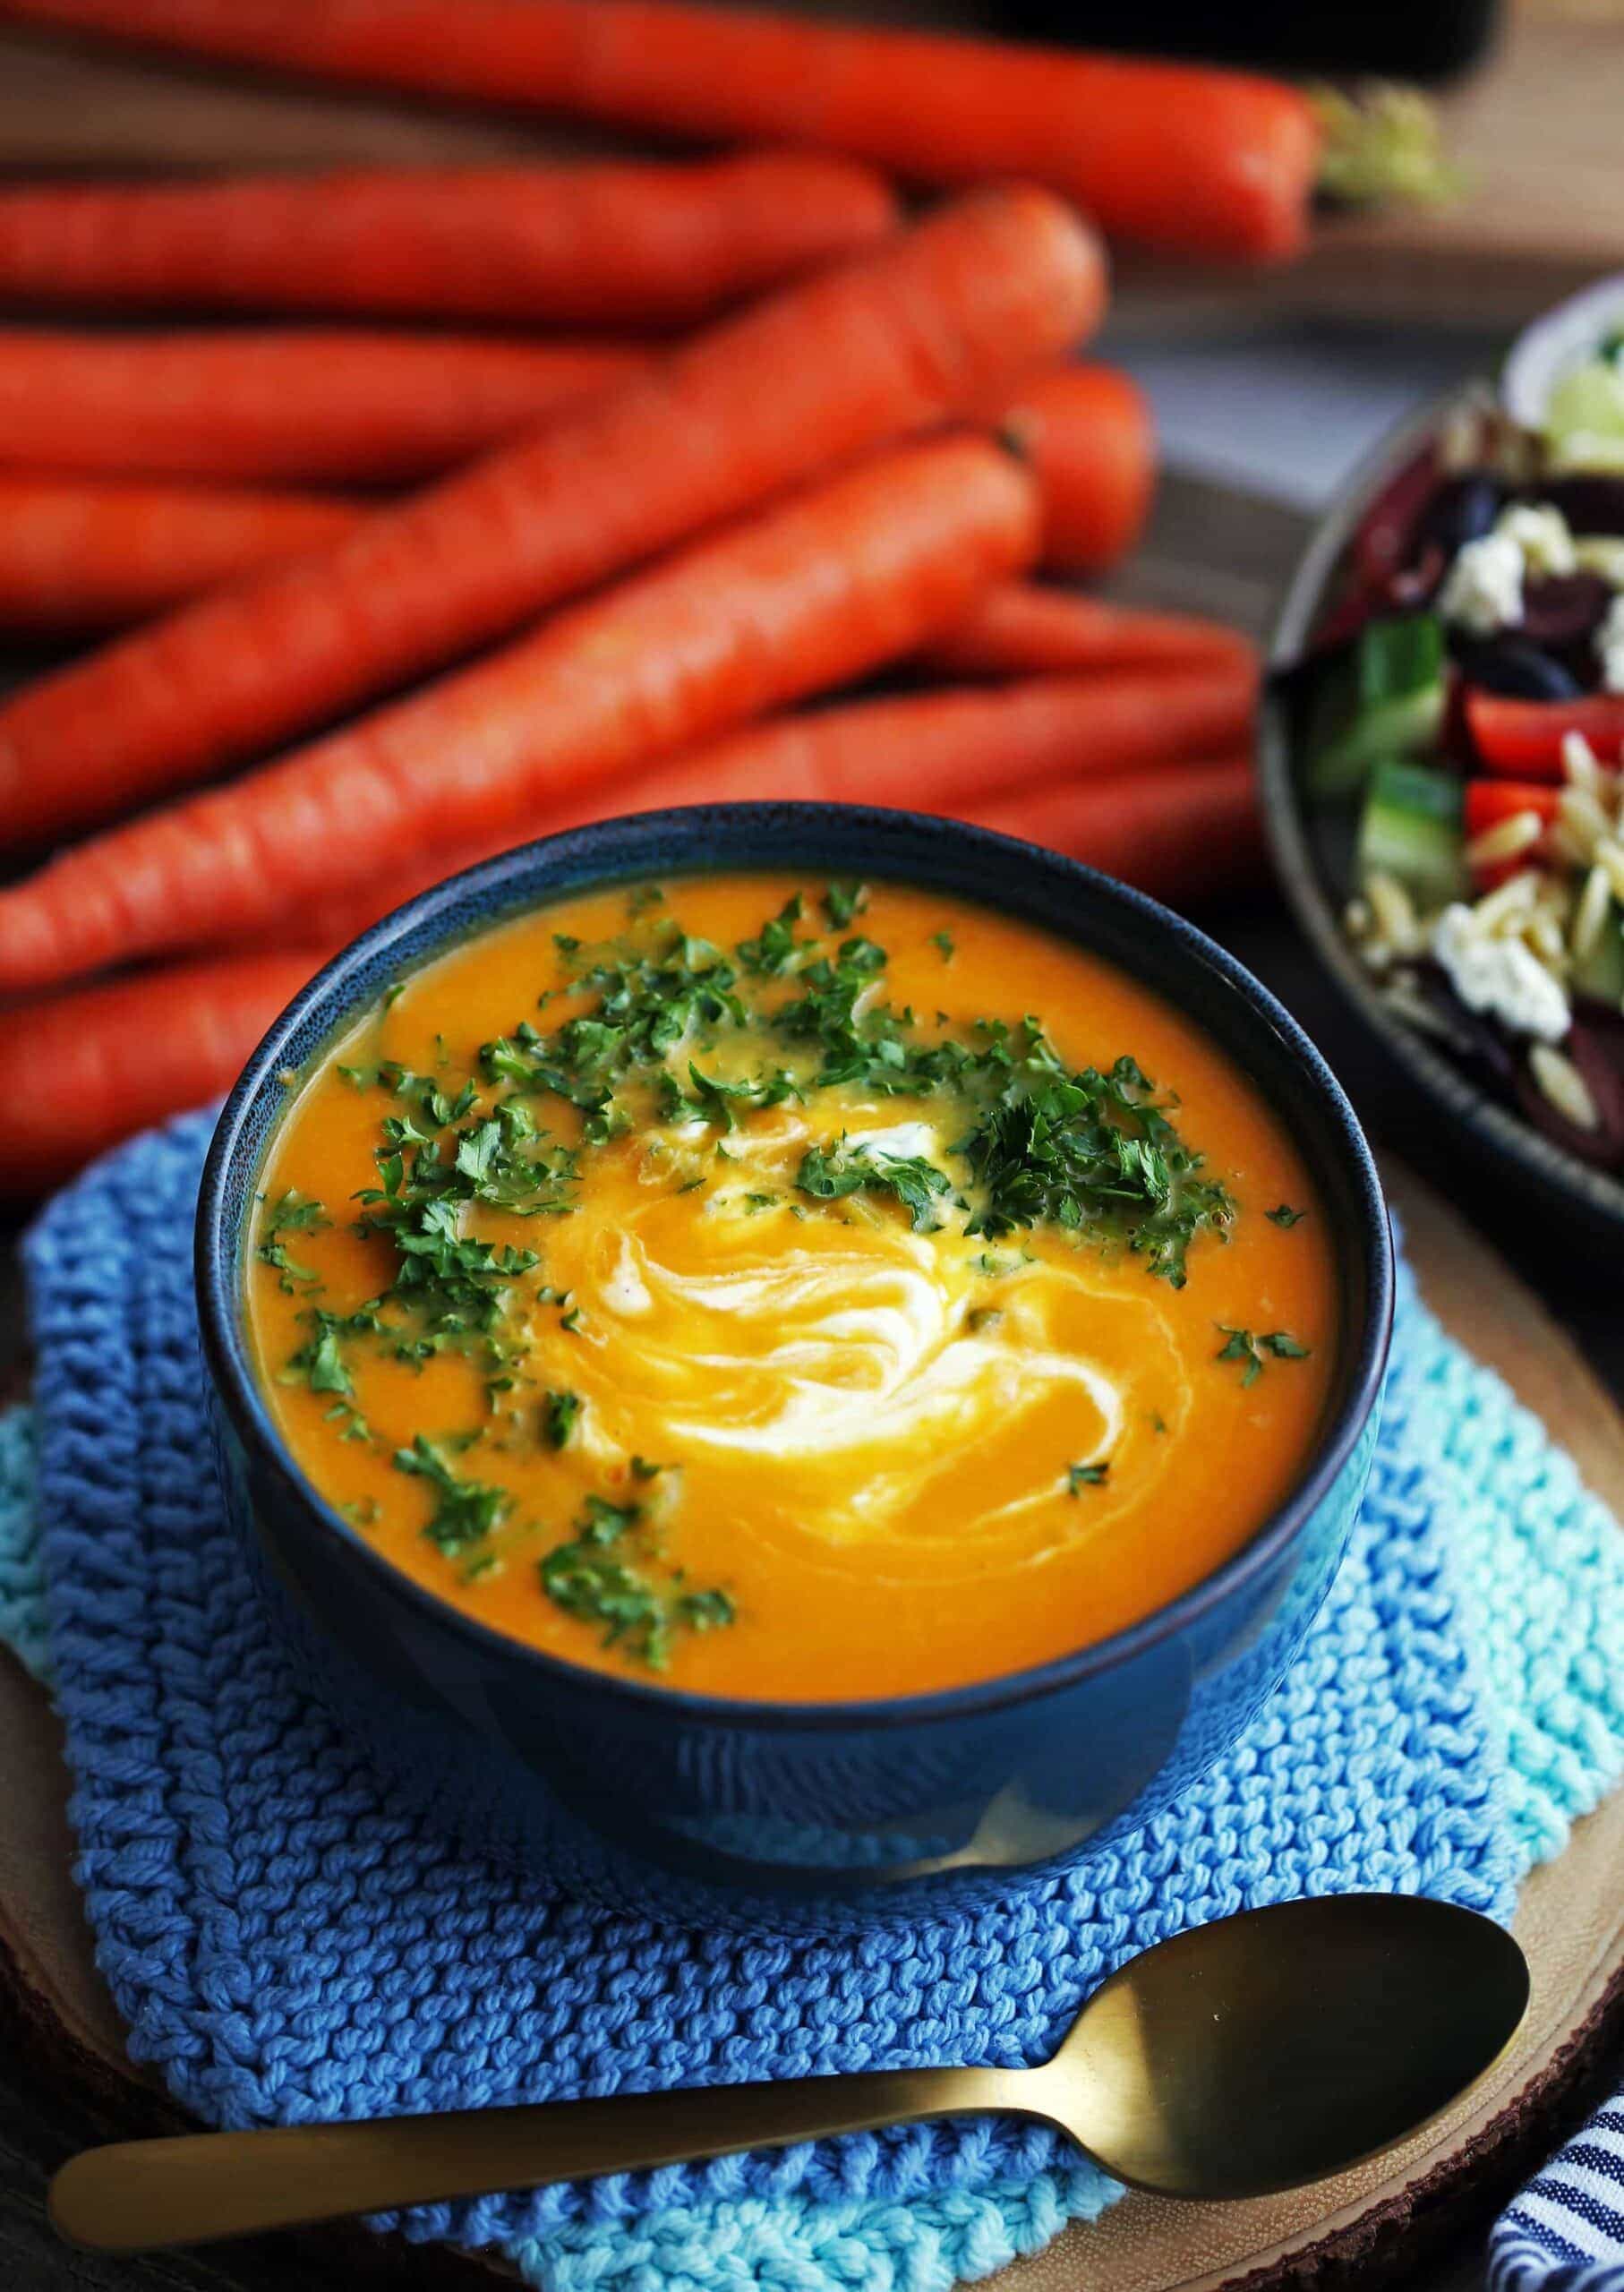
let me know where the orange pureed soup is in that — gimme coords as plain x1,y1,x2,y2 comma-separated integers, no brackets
247,874,1338,1701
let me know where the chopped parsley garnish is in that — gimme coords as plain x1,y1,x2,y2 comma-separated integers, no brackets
264,1189,330,1234
959,1050,1233,1287
821,880,866,928
256,1188,332,1291
543,1390,582,1449
1066,1460,1109,1492
1215,1327,1312,1387
1266,1203,1306,1227
930,930,955,962
284,1309,355,1398
394,1435,509,1553
736,893,805,976
796,1140,953,1231
538,1493,733,1669
257,1237,321,1292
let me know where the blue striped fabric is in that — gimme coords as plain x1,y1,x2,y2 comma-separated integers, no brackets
1492,2102,1624,2292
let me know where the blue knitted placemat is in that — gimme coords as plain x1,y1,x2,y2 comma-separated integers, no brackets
11,1109,1624,2292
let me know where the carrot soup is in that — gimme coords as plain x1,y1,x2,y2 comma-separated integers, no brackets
246,874,1338,1701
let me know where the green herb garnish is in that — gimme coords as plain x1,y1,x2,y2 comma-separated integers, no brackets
961,1050,1233,1287
1216,1328,1312,1386
1266,1203,1305,1227
394,1435,509,1554
538,1493,732,1669
821,880,866,928
543,1390,582,1449
1066,1460,1109,1492
796,1140,953,1231
736,893,805,977
930,930,955,962
256,1189,332,1293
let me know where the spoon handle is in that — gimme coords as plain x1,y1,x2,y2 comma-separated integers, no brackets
50,2062,1047,2254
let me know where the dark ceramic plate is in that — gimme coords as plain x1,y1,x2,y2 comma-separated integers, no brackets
1258,386,1624,1248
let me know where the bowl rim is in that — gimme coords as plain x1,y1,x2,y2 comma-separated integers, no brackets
1258,382,1624,1238
196,801,1394,1733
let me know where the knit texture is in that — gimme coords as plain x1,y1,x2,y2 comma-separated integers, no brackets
11,1109,1623,2292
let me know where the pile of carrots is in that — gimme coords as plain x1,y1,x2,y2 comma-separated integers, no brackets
0,0,1314,1192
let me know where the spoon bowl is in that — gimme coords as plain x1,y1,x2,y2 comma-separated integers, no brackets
1040,1892,1531,2200
49,1893,1529,2254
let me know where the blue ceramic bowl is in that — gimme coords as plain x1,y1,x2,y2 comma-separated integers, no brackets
197,804,1393,1929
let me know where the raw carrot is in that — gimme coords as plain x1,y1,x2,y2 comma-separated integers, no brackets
0,434,1041,991
0,329,652,486
0,345,1149,562
921,582,1259,682
0,380,1152,637
0,947,329,1192
0,473,366,633
987,365,1153,574
237,663,1260,946
0,152,897,327
0,0,1323,262
969,752,1263,902
0,186,1103,848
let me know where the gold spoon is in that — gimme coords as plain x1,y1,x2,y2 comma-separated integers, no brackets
48,1894,1528,2254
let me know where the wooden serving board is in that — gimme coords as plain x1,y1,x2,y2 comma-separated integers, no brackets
0,1159,1618,2292
0,0,1620,335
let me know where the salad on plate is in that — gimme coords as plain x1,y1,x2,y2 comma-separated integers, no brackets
1300,291,1624,1170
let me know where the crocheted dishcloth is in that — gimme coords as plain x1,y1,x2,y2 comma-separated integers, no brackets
11,1109,1622,2292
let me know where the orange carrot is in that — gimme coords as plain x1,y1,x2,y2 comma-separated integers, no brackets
0,329,652,486
987,366,1153,574
0,948,329,1192
0,379,1153,637
0,474,368,633
0,187,1103,849
235,663,1260,947
0,434,1041,992
968,752,1264,902
922,582,1259,681
0,0,1323,262
0,153,896,327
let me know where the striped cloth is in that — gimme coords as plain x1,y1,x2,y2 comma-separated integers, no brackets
1492,2100,1624,2292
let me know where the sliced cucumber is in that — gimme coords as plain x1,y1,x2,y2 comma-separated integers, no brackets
1356,758,1467,909
1307,614,1447,801
1572,898,1624,1005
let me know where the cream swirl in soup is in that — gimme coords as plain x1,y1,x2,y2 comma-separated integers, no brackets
247,875,1337,1700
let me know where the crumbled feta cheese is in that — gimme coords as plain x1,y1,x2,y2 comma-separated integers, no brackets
1432,902,1571,1042
1438,502,1578,637
1597,591,1624,694
1496,502,1577,578
1439,530,1524,635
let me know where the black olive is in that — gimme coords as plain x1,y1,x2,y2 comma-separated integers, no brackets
1537,475,1624,536
1520,570,1612,657
1409,472,1504,561
1450,635,1582,700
